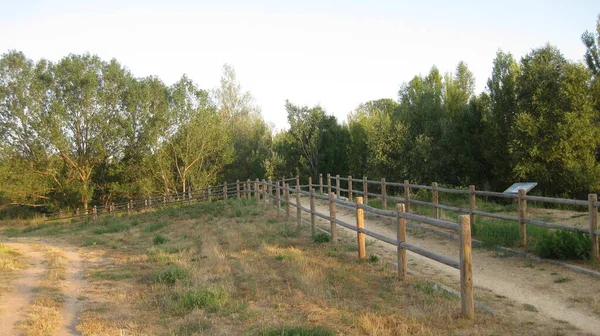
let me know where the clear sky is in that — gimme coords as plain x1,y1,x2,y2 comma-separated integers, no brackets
1,0,598,131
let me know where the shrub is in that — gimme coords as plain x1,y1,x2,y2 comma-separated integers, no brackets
150,265,189,284
312,232,331,243
533,229,591,260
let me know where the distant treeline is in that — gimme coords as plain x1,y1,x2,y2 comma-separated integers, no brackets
1,15,599,214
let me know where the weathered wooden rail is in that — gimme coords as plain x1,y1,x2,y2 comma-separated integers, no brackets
260,178,475,319
313,174,598,262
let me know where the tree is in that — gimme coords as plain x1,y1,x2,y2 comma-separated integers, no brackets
167,75,233,193
348,99,406,180
215,64,271,181
484,51,520,189
582,14,600,76
510,45,600,196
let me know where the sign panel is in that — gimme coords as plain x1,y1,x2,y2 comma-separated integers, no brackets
503,182,537,194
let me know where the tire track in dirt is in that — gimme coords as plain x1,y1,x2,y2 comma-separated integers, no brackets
0,242,46,335
311,200,600,335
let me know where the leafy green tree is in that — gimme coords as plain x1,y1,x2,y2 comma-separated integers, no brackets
484,51,520,189
215,64,271,181
166,75,233,193
348,99,406,180
582,14,600,76
510,45,600,196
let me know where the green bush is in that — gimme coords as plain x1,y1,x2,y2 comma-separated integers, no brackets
312,232,331,243
533,229,591,260
150,265,189,284
153,234,168,245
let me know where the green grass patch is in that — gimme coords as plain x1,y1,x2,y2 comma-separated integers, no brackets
312,232,331,243
81,238,106,247
144,220,171,232
177,287,229,312
92,221,129,234
153,234,169,245
254,326,335,336
150,265,189,284
91,270,133,281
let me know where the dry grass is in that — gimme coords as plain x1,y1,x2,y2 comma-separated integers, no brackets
0,242,24,270
0,200,578,335
17,247,67,336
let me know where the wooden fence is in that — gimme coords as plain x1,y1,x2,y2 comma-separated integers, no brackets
42,173,600,317
260,177,475,319
311,174,598,262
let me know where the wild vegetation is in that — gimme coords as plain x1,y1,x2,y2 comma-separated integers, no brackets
1,15,600,218
0,200,576,335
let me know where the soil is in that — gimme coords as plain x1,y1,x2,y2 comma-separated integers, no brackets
312,200,600,335
0,240,85,336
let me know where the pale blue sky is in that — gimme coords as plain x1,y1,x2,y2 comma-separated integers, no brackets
1,0,598,130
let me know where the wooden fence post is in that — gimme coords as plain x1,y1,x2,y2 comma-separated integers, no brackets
589,194,599,261
404,180,411,213
188,188,192,203
247,179,251,199
310,185,316,237
76,208,80,216
93,206,97,221
327,173,331,196
308,177,312,194
356,197,366,261
396,204,406,280
255,178,260,201
319,174,323,194
432,182,439,219
144,199,148,209
149,197,153,208
276,181,281,217
336,174,341,199
208,185,212,203
518,189,527,248
296,182,301,228
236,180,240,199
263,179,268,207
348,175,353,202
469,185,476,227
268,180,272,207
362,176,368,205
285,183,291,220
127,202,131,215
382,178,387,210
329,192,337,244
224,182,228,201
459,214,474,319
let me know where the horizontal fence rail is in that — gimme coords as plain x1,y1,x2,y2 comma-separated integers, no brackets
263,180,475,318
293,174,598,262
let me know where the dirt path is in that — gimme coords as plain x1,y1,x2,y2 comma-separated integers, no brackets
0,240,85,336
56,249,84,336
311,200,600,335
0,243,46,335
